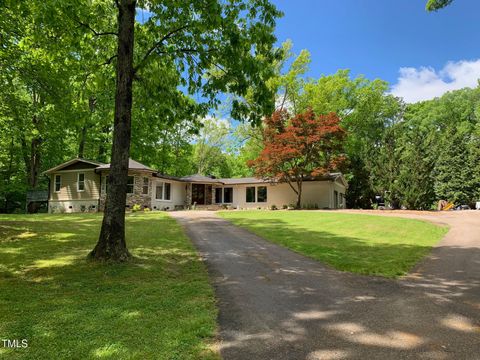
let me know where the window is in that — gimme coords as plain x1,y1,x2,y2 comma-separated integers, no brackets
257,186,267,202
223,187,233,203
164,183,171,200
54,175,61,192
127,176,134,194
155,182,171,200
102,175,109,194
156,183,163,200
142,177,149,194
215,188,223,203
77,173,85,191
246,187,255,203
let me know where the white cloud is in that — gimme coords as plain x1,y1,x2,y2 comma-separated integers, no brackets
391,59,480,103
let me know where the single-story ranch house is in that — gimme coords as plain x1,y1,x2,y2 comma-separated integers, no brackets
44,158,347,213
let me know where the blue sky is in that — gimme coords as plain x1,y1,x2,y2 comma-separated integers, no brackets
272,0,480,102
137,1,480,104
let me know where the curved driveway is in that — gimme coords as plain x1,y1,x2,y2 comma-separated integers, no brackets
171,210,480,360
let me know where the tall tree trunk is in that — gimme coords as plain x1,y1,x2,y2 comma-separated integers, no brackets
97,125,110,163
22,112,42,213
78,96,97,158
88,0,136,262
296,180,302,209
78,123,87,158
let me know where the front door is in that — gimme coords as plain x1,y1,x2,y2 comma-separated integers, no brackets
192,184,205,205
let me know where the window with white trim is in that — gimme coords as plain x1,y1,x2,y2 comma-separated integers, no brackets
77,173,85,191
215,188,223,203
257,186,267,202
142,177,149,194
101,175,109,194
155,181,171,200
246,187,255,203
54,175,61,192
127,176,134,194
223,187,233,203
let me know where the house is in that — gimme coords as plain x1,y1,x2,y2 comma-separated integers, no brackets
43,158,347,213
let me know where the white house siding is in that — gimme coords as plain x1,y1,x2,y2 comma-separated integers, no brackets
220,181,337,209
49,199,100,213
151,179,186,210
332,178,347,209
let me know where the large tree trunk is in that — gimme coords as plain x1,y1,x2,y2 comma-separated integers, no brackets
296,180,302,209
21,111,42,213
78,96,97,158
97,125,111,163
88,0,136,262
78,123,87,158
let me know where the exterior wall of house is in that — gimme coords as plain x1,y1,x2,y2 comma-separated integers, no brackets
213,181,337,209
332,178,347,209
151,179,186,210
48,170,100,213
49,199,100,213
99,170,153,211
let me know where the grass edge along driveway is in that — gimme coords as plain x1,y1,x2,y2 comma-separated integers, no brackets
0,212,219,360
219,211,448,278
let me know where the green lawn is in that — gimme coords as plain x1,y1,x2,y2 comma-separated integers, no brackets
0,212,218,360
219,211,448,278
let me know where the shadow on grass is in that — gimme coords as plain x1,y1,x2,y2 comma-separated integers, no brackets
173,212,480,360
219,216,446,278
0,213,218,360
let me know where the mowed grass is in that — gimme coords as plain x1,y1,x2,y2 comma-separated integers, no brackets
219,211,448,278
0,212,218,360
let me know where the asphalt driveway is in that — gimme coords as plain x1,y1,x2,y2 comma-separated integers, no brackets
170,210,480,360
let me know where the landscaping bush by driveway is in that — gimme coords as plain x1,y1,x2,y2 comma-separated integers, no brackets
219,211,448,278
0,212,218,360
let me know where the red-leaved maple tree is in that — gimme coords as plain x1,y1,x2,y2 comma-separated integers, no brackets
248,109,346,208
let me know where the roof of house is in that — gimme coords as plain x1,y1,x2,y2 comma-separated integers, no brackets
179,174,222,183
44,157,347,187
43,158,106,174
217,177,266,185
217,173,345,185
96,158,155,172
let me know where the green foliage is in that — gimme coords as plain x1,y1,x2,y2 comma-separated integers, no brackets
0,212,218,359
0,0,283,212
399,87,480,208
220,211,448,278
426,0,454,11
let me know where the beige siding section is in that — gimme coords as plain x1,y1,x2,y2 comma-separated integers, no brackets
226,181,333,209
151,179,186,209
50,170,100,201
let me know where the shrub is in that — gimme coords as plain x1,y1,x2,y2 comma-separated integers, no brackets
270,204,278,210
132,204,141,212
143,207,151,212
282,204,288,209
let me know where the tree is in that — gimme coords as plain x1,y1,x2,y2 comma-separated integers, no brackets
249,109,346,208
426,0,453,11
87,0,282,261
192,117,231,176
